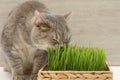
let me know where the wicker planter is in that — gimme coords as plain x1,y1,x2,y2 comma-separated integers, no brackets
38,64,112,80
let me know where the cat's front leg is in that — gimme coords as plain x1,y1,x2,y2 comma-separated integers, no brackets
13,75,25,80
7,53,25,80
11,59,25,80
30,50,48,80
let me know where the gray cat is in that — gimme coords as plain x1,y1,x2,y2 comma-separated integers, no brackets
1,1,71,80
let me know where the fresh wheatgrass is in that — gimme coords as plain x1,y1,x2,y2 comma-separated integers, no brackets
47,45,107,71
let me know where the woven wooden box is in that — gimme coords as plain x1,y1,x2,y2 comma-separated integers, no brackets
37,64,112,80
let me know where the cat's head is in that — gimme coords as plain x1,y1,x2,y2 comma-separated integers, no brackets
31,10,72,50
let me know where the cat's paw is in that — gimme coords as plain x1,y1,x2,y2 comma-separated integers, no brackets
13,75,25,80
30,74,37,80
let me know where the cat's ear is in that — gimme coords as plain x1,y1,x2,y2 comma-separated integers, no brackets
32,10,45,27
63,11,72,21
34,10,40,18
31,10,40,26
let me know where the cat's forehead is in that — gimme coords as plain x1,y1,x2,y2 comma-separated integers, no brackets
44,13,66,23
40,13,69,32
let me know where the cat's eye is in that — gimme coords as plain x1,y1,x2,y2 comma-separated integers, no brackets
36,25,40,27
37,23,50,32
41,25,50,31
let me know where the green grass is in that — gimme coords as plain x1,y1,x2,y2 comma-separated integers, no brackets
47,45,107,71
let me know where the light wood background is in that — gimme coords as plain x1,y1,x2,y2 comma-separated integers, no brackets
0,0,120,66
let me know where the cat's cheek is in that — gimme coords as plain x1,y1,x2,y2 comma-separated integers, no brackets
39,44,49,50
33,41,51,50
